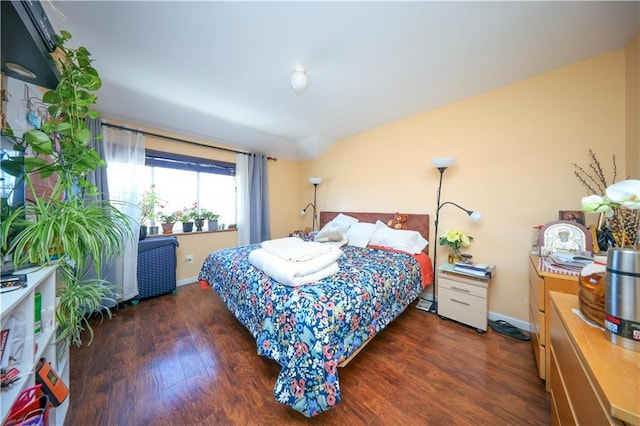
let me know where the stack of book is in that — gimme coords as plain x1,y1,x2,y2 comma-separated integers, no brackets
453,261,496,278
548,251,593,270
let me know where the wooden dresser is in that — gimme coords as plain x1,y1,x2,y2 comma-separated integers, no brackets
549,292,639,425
528,255,579,390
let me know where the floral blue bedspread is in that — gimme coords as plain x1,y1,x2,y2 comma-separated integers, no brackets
197,244,425,417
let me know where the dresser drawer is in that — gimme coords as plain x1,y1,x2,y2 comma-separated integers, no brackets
550,301,619,425
438,274,487,299
438,286,488,331
529,301,545,379
550,345,577,426
529,283,545,344
529,258,545,312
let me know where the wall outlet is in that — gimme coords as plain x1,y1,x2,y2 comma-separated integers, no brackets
186,254,194,263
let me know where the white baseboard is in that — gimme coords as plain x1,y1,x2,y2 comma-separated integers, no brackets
419,289,435,302
417,297,530,332
177,276,199,287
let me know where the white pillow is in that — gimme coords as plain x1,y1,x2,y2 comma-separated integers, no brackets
314,230,344,243
318,213,359,234
328,213,359,229
346,222,380,248
412,233,429,253
370,223,428,254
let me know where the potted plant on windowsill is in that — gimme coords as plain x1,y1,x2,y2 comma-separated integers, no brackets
159,211,180,234
139,184,163,236
181,203,198,232
0,30,133,347
201,209,220,231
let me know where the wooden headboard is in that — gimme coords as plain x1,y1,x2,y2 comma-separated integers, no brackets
319,211,431,247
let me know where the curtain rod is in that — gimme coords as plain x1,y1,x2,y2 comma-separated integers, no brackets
101,121,277,161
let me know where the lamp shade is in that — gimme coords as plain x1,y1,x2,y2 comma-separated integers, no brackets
470,211,482,221
429,156,457,168
309,177,322,185
291,67,307,93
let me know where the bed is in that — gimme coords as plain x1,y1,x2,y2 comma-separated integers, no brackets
197,211,433,417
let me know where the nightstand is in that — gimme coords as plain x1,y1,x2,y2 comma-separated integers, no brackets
437,263,493,332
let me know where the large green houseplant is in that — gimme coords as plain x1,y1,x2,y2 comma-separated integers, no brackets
0,31,133,346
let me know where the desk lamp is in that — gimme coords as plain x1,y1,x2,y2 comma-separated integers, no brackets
301,177,322,231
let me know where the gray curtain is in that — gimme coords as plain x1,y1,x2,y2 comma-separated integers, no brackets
84,117,119,307
248,153,270,243
85,118,110,201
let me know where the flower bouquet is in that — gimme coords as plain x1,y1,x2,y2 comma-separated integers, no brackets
439,228,473,263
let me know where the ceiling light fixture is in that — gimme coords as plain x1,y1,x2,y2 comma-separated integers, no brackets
291,66,307,94
4,62,37,79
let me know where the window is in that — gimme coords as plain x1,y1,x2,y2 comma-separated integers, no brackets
142,150,236,232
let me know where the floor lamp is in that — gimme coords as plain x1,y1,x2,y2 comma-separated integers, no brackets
426,157,481,314
300,177,322,231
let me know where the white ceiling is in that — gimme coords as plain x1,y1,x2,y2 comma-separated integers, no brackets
46,1,639,161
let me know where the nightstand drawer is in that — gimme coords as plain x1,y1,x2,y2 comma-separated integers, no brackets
438,286,488,331
438,274,487,299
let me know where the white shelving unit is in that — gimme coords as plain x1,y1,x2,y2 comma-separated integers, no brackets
1,265,69,425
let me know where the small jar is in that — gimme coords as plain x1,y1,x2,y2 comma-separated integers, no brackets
578,263,606,326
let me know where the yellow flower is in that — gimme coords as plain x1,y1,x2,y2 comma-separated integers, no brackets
440,228,474,250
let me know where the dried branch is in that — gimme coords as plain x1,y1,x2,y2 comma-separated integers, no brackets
572,149,618,195
572,165,602,194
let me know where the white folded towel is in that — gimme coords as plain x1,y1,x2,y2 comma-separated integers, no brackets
261,237,338,262
248,248,340,287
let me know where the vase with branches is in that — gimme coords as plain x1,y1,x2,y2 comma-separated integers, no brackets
573,149,639,249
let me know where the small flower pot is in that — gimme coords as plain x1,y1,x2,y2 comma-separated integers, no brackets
208,220,219,231
182,222,194,232
139,225,147,240
161,222,175,234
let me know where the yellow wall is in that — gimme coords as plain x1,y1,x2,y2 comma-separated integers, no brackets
626,31,640,178
300,48,628,321
105,34,637,319
268,158,301,239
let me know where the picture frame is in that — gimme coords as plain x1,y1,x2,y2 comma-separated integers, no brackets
538,220,593,256
558,210,585,226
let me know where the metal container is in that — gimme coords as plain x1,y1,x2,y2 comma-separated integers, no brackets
605,248,640,352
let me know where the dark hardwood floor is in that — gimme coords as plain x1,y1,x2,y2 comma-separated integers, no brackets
66,283,550,425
